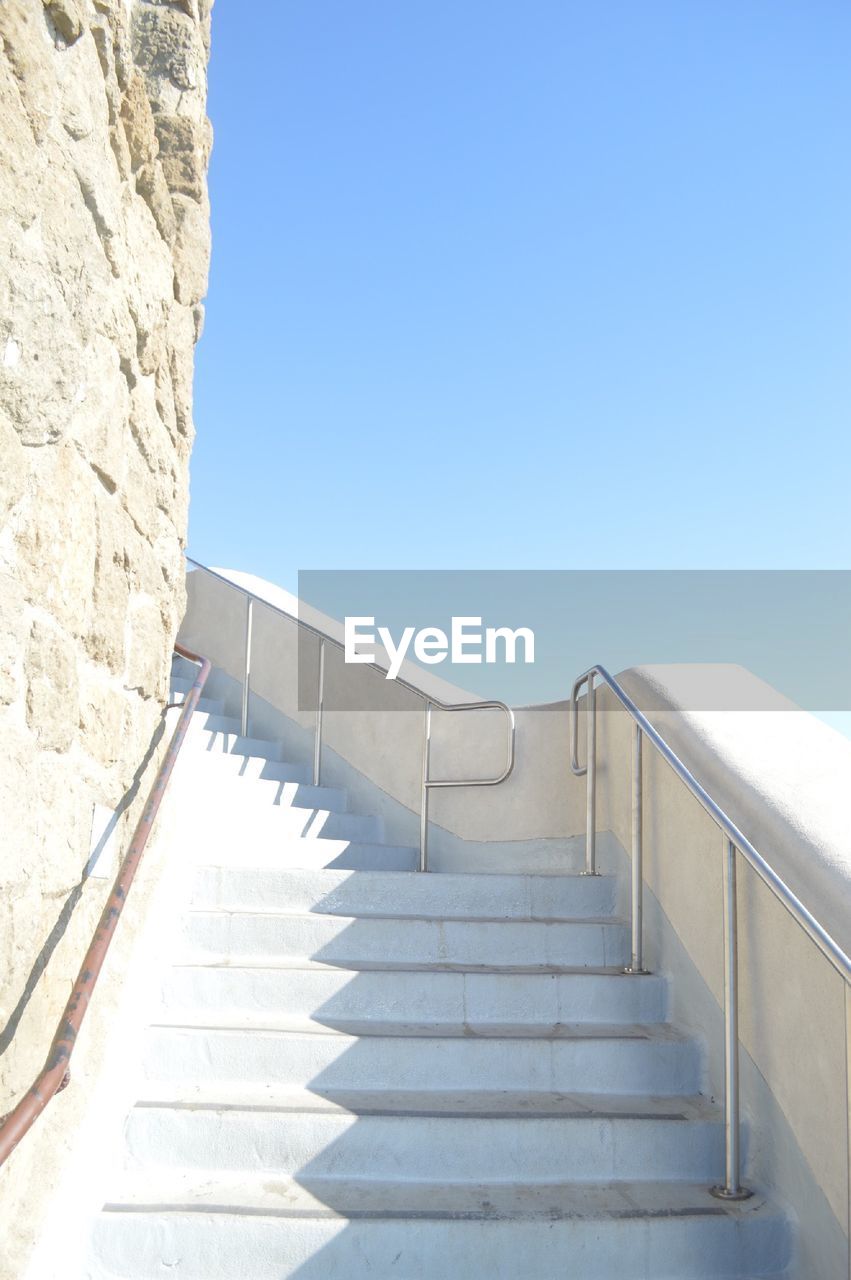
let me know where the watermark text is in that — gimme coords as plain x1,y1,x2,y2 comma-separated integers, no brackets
344,616,535,680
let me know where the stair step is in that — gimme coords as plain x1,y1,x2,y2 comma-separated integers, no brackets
168,676,195,694
149,1015,679,1039
88,1183,790,1279
181,840,420,872
188,866,619,919
180,775,349,813
121,1105,724,1182
176,911,630,969
131,1083,714,1119
176,748,314,785
183,720,286,762
157,965,668,1029
169,693,226,716
195,713,248,734
142,1025,701,1095
179,805,382,843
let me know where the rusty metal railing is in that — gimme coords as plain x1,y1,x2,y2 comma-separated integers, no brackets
0,642,210,1169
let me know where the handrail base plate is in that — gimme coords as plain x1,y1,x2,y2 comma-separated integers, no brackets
709,1185,753,1202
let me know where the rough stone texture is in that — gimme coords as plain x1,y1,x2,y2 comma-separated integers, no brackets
0,2,212,1273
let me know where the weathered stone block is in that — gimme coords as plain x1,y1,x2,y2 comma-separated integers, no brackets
109,121,132,180
171,193,210,305
73,152,128,279
43,0,84,47
168,337,195,439
156,112,212,161
151,358,177,440
126,598,167,698
0,232,87,446
132,307,167,377
131,6,207,116
123,502,175,598
0,1,60,143
122,442,177,552
140,0,200,20
136,161,177,245
0,725,45,887
56,37,100,139
78,675,126,764
153,115,210,201
11,445,97,639
89,16,122,126
120,73,159,172
25,620,80,752
84,508,129,673
158,144,204,202
39,156,116,352
124,198,176,345
0,575,26,706
0,417,28,526
111,5,133,91
71,335,131,493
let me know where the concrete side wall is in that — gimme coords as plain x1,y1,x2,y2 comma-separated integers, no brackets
0,3,212,1274
178,570,587,861
592,668,851,1280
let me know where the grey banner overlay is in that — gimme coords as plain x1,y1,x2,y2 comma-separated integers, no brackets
296,571,851,711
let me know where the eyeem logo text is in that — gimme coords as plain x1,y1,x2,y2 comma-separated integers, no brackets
344,617,535,680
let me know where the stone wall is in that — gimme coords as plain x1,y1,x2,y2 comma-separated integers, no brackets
0,1,212,1270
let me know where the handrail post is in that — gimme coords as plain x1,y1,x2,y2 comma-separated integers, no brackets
313,638,325,787
419,701,432,872
240,596,253,738
711,838,752,1200
839,977,844,1280
581,676,598,876
624,723,648,974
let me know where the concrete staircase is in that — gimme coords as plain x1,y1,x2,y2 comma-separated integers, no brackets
80,667,793,1279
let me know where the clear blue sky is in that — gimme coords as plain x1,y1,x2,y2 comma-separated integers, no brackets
190,1,850,585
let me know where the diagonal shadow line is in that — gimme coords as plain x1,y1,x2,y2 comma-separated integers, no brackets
0,710,169,1059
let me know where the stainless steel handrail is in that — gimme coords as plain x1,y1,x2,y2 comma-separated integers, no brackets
186,558,515,871
570,663,851,1204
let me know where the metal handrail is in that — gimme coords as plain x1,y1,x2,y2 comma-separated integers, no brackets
0,643,210,1169
186,559,515,871
569,663,851,1204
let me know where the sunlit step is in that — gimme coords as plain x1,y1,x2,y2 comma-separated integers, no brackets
176,911,630,970
174,803,383,843
157,965,668,1031
121,1104,724,1183
88,1181,790,1280
179,743,313,785
177,774,349,813
142,1025,701,1096
184,841,421,872
132,1083,716,1120
188,866,619,920
181,719,287,762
